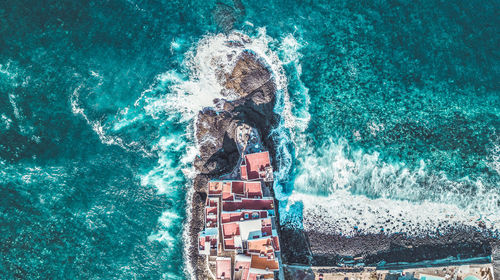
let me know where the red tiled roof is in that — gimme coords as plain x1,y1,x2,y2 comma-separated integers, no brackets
222,192,233,201
224,238,235,250
234,257,251,280
209,181,222,195
261,226,272,237
216,257,231,279
199,236,205,250
223,199,274,212
248,272,274,280
222,182,232,192
222,222,239,238
245,181,263,198
199,235,217,250
221,212,242,223
206,207,217,215
232,181,245,194
243,152,271,180
206,198,217,207
272,236,280,252
261,218,272,227
240,165,248,180
221,210,267,223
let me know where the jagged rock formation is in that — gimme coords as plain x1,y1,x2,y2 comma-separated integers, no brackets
188,49,496,279
189,51,279,279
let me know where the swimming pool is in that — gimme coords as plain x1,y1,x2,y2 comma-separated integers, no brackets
464,276,480,280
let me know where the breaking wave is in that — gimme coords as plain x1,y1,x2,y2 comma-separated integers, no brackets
69,28,306,279
267,32,500,239
285,139,500,237
166,28,304,279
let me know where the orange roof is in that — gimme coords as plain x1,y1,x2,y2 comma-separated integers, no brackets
245,181,263,198
208,181,223,195
244,152,271,180
222,222,239,238
216,257,231,279
232,181,245,194
248,237,274,255
240,165,248,180
250,255,279,270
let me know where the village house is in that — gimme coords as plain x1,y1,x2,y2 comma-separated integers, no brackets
198,149,281,280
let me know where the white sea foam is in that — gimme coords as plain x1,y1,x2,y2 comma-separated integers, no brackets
8,93,22,120
266,32,499,237
487,137,500,176
134,28,298,127
70,28,311,279
271,33,311,202
70,85,152,156
285,139,500,236
0,61,19,84
0,114,12,130
8,92,36,136
145,29,307,279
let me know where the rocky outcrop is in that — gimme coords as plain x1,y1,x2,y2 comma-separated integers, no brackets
306,228,493,267
189,51,278,279
224,52,275,104
187,46,496,279
192,51,277,180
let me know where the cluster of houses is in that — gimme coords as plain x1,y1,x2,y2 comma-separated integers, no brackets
198,150,281,280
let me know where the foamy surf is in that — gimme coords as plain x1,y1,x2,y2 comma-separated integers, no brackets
284,139,500,236
69,27,321,279
153,29,308,279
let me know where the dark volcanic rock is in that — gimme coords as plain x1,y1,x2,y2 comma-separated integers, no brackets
189,51,278,278
305,227,495,267
225,51,275,104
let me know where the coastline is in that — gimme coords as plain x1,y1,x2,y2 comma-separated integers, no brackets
184,42,498,280
186,51,279,279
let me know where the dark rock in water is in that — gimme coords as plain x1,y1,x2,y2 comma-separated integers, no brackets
279,222,313,265
302,227,495,267
189,51,278,278
212,2,237,33
194,108,239,176
225,51,275,104
188,42,496,279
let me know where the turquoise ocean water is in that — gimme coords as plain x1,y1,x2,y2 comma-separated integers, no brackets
0,0,498,279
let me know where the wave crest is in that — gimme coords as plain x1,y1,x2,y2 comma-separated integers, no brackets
287,139,500,236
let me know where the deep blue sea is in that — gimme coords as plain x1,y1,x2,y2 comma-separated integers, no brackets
0,0,498,279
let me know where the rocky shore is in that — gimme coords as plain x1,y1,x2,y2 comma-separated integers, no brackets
186,49,496,279
187,51,279,279
281,215,497,268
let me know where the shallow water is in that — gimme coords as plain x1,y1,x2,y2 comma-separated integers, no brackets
0,0,498,279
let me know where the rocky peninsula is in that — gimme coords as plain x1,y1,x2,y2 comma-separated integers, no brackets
188,51,279,279
187,49,498,279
